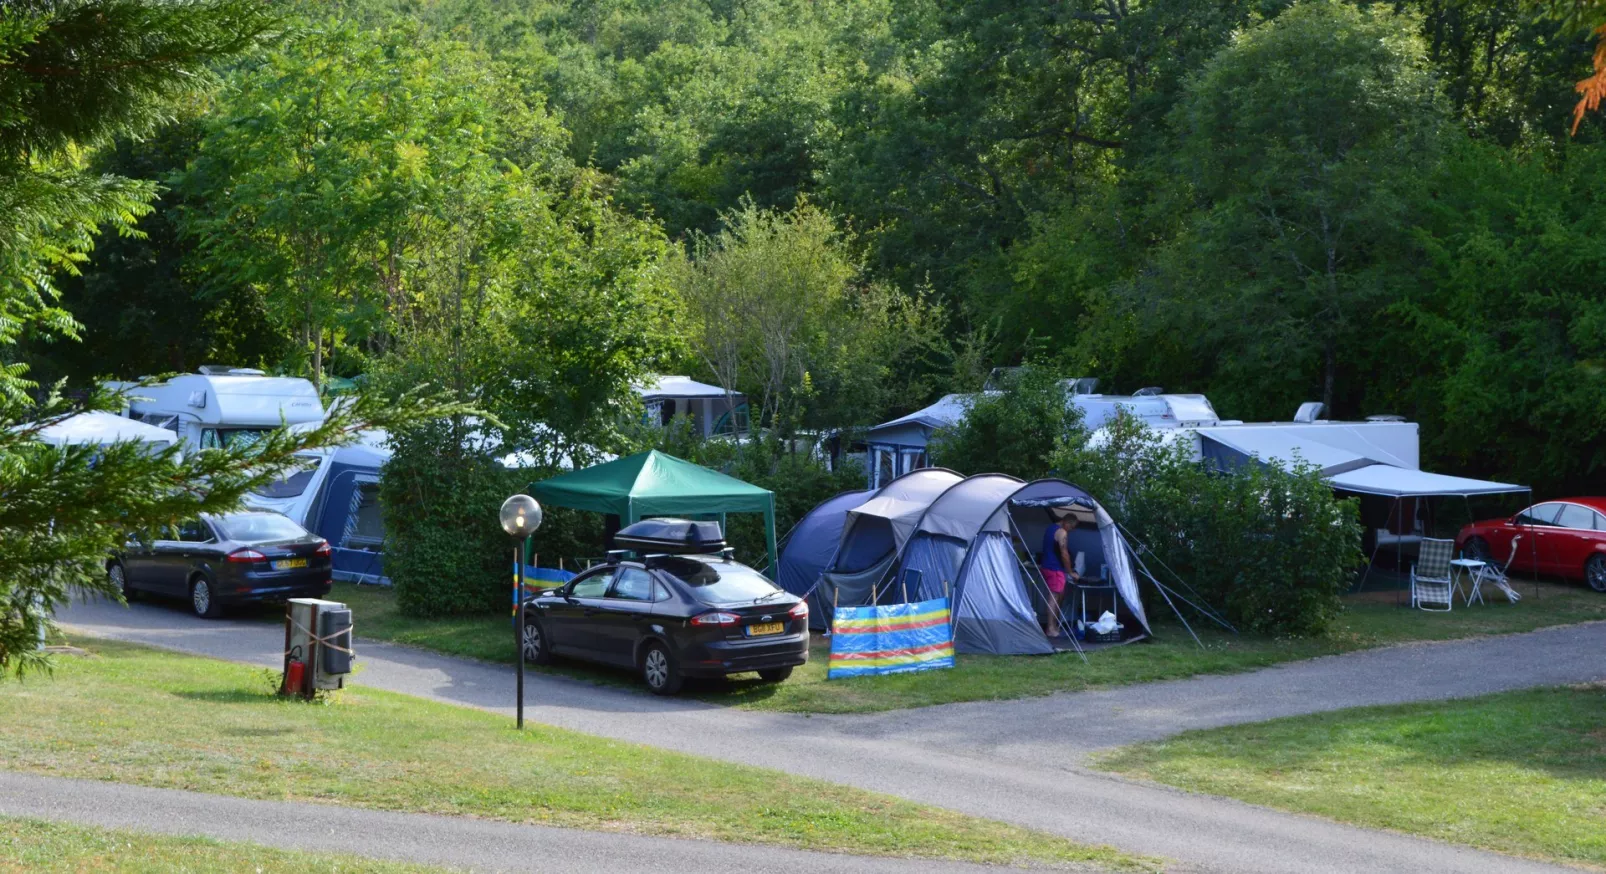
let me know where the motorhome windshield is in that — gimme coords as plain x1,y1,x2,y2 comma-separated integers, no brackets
251,460,319,498
200,427,273,450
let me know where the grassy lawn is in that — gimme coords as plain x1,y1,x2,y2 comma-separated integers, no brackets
320,580,1606,714
1096,684,1606,868
0,817,442,873
1,639,1147,872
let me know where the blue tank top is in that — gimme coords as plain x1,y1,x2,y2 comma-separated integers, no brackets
1041,525,1064,571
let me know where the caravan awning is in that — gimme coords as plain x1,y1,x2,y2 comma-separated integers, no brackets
32,411,179,447
1199,430,1375,476
1326,464,1527,498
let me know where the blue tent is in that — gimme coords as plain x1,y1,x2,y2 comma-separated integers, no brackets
776,489,873,604
801,469,964,630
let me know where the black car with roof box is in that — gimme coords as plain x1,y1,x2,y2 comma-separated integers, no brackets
519,519,807,694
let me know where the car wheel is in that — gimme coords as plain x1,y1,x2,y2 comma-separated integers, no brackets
757,667,793,684
1586,555,1606,594
521,615,552,665
640,642,683,696
1463,537,1491,563
108,561,134,601
190,575,223,619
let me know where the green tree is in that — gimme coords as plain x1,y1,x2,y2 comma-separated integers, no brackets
1111,1,1448,417
928,365,1082,480
672,199,946,437
0,2,469,673
181,21,571,385
23,119,286,386
1398,140,1606,492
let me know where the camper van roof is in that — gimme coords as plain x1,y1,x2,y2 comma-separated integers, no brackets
635,375,738,400
125,372,323,427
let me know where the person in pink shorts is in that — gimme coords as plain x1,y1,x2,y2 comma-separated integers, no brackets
1039,510,1080,637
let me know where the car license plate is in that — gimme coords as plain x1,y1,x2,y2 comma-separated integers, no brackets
746,622,784,637
272,558,307,570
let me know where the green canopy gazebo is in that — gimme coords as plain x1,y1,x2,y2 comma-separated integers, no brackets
529,450,779,574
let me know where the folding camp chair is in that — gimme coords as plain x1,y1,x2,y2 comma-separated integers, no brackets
1411,538,1455,612
1474,535,1524,603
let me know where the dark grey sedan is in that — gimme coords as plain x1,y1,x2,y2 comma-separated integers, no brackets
110,511,332,618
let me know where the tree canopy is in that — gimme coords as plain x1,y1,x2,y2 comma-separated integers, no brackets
14,0,1606,513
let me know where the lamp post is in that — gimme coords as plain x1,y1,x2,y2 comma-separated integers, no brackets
500,494,543,729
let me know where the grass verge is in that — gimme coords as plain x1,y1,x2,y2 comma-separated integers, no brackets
2,638,1148,871
0,816,444,873
1096,684,1606,868
324,580,1606,714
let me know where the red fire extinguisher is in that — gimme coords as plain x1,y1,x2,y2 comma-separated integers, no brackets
285,658,306,696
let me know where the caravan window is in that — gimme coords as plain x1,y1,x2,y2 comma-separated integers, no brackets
252,461,319,498
345,483,384,547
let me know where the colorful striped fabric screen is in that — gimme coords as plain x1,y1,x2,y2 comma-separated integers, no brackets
828,597,955,679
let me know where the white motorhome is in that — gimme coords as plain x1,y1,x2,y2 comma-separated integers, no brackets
118,366,324,449
114,368,394,582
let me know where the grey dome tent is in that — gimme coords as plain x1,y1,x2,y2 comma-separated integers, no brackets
812,468,963,629
893,477,1150,655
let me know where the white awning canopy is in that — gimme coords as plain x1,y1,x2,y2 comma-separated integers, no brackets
31,411,179,447
1201,429,1376,476
1326,464,1527,498
635,375,736,400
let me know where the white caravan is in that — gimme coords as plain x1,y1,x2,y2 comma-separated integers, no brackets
862,380,1224,487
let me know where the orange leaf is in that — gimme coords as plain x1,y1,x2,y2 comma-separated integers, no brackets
1571,25,1606,135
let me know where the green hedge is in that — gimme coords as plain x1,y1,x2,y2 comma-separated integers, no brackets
1056,413,1363,636
380,421,514,616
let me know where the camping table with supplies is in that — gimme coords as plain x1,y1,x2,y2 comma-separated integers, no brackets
1068,579,1117,633
1450,558,1487,606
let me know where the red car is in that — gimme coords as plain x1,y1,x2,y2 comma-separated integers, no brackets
1457,498,1606,593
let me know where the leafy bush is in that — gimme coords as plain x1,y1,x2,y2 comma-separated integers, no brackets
1057,413,1363,636
928,365,1082,479
381,420,518,617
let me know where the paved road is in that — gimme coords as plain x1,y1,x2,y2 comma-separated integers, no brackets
0,772,1024,874
57,596,1606,873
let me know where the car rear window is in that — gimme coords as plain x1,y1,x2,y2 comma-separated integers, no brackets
661,557,780,603
215,513,308,543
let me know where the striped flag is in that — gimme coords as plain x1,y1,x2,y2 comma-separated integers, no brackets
828,597,955,679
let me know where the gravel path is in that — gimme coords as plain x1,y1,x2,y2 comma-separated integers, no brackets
56,596,1606,873
0,772,1022,874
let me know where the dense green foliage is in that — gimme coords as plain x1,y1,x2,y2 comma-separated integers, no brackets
928,366,1082,481
26,0,1606,494
1058,414,1364,635
671,199,947,437
380,421,515,615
